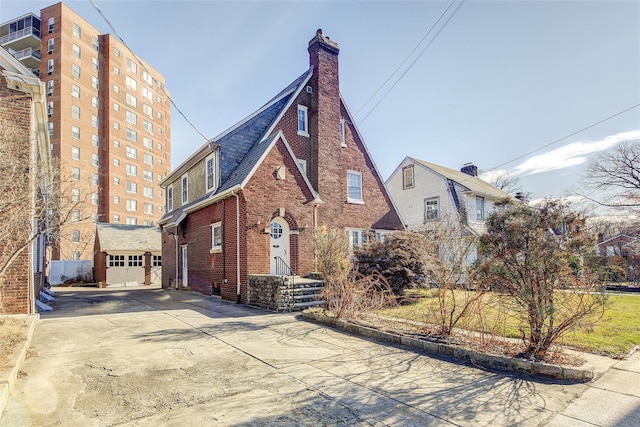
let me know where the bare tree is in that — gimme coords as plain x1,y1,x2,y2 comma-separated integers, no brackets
480,169,523,196
579,142,640,212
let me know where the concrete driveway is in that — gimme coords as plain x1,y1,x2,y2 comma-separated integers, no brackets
0,286,624,426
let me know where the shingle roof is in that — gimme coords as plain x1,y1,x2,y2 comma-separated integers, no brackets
95,223,161,252
159,68,313,226
411,158,510,200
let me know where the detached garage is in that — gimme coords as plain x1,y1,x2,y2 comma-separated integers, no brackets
93,223,162,287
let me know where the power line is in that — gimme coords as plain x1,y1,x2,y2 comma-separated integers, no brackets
357,0,466,123
89,0,210,143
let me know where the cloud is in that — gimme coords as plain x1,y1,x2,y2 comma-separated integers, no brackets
513,130,640,176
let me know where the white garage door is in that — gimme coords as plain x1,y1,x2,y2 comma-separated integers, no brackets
106,254,145,286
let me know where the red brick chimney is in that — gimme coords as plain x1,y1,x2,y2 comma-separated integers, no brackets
307,29,343,219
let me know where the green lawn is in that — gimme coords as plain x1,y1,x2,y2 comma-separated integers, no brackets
379,290,640,358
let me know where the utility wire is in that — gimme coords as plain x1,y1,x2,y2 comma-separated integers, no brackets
89,0,210,143
357,0,466,123
354,0,459,117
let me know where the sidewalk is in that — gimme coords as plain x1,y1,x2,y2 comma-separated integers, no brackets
546,350,640,426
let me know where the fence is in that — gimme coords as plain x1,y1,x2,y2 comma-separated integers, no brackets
49,260,93,285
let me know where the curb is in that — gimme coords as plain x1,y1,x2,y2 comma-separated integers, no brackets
301,311,594,383
0,313,39,422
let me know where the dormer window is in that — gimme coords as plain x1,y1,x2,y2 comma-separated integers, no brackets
206,151,219,192
297,105,309,137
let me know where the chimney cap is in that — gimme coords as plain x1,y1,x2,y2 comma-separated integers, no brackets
309,28,339,53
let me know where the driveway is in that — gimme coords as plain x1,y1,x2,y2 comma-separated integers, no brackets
0,286,619,426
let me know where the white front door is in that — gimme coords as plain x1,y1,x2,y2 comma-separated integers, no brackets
181,246,188,288
269,217,290,275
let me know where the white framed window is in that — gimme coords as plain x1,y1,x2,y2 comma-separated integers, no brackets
181,173,188,204
126,146,137,159
91,76,99,89
126,58,137,74
167,184,173,212
403,165,415,189
109,254,124,267
113,139,120,148
72,126,80,139
143,220,154,226
113,84,120,93
47,101,53,118
113,47,120,57
143,170,153,181
206,152,218,192
92,38,99,51
47,80,54,96
347,170,363,204
72,84,80,98
297,105,309,137
126,181,137,194
113,214,120,223
71,188,80,202
71,167,80,180
92,153,99,167
48,122,53,138
92,173,99,186
72,64,80,78
126,128,137,142
91,96,98,108
72,23,81,38
114,122,120,130
346,228,365,248
113,66,120,75
143,137,153,149
144,203,153,214
157,205,163,213
71,230,80,243
92,134,99,147
142,70,152,85
126,199,137,211
424,197,439,221
71,210,80,222
126,75,137,90
114,103,120,112
144,153,153,165
72,43,80,58
47,59,54,74
114,158,120,167
91,115,98,128
142,87,152,101
72,251,80,261
92,57,99,71
126,163,137,176
92,193,98,205
48,17,54,33
126,216,137,225
476,196,485,220
211,222,222,252
143,186,153,198
143,104,153,117
114,195,120,204
143,120,153,133
126,93,137,107
47,38,54,54
114,177,120,185
72,146,80,160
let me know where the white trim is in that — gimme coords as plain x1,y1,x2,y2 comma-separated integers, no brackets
297,105,309,137
181,172,188,204
210,221,222,253
347,170,363,204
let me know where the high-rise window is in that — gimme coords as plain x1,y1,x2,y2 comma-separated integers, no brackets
72,64,80,78
47,59,54,74
126,58,137,74
72,44,80,58
72,84,80,98
71,126,80,139
47,38,54,54
72,23,81,38
92,57,99,71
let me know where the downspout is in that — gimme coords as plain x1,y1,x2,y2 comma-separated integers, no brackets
234,192,241,303
313,202,319,272
29,104,37,314
222,199,226,285
174,232,179,290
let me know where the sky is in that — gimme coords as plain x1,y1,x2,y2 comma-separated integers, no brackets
2,0,639,206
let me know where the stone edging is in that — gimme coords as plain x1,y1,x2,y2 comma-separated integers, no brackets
301,311,594,383
0,313,39,422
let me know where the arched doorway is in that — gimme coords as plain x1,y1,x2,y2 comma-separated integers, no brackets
269,217,291,275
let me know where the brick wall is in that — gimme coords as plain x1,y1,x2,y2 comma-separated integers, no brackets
0,65,34,314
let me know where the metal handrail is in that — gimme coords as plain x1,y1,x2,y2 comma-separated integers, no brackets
273,256,293,276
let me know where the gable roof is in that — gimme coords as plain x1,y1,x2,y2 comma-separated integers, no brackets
95,223,161,252
159,68,315,226
410,158,510,200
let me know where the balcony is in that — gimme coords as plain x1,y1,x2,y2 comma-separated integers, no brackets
12,46,40,70
0,26,41,51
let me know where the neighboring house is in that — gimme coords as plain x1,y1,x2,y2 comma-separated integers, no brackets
596,233,640,281
159,29,403,302
93,223,162,286
387,157,510,234
0,46,51,314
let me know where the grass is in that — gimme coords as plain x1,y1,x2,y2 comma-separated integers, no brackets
0,317,26,369
380,290,640,359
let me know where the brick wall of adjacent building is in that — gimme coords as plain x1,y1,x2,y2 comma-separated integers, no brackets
0,65,33,314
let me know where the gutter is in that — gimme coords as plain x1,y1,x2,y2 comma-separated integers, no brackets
233,192,241,303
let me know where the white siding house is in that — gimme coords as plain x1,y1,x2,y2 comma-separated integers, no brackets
386,157,510,234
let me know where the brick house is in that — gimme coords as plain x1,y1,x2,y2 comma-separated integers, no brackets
0,47,51,314
159,30,403,303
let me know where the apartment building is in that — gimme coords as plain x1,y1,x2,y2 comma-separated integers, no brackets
0,2,171,261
